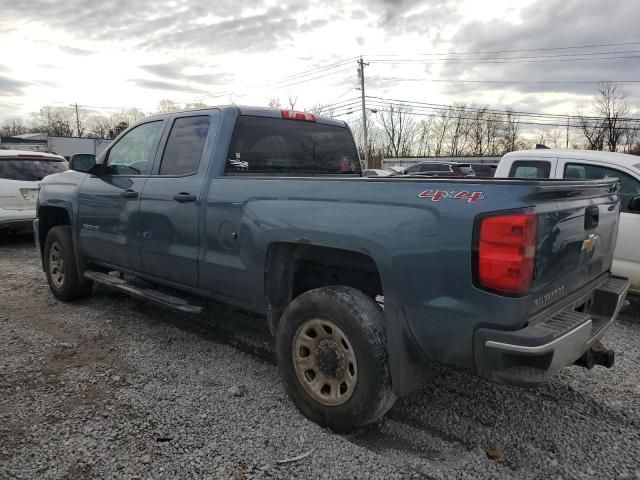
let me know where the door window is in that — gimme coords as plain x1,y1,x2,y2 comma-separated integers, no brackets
509,160,551,179
105,121,163,175
564,163,640,213
159,116,211,176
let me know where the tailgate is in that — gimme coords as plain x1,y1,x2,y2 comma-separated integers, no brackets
529,179,620,312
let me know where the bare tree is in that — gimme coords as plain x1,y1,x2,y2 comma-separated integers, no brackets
378,104,415,157
0,119,28,137
468,106,488,155
31,106,75,136
447,103,471,156
287,94,298,110
432,107,451,157
156,99,181,114
499,107,525,153
268,97,281,108
85,114,112,139
414,118,434,156
578,82,633,152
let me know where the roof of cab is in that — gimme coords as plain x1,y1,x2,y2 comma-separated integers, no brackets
504,148,640,166
143,105,347,128
0,149,66,160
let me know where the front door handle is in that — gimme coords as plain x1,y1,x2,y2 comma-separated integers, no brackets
173,193,196,203
120,189,139,199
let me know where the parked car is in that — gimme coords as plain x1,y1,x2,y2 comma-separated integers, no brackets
0,150,67,235
362,168,393,177
405,162,475,177
469,163,497,177
35,107,630,431
495,149,640,293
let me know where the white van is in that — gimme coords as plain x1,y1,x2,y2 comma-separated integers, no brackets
0,150,68,235
496,149,640,293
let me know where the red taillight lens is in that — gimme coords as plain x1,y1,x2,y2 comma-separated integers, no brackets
477,212,537,295
281,110,317,122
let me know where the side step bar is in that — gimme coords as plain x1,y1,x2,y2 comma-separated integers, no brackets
84,271,203,314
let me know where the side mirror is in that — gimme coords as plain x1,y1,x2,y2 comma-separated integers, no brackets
69,154,96,173
628,195,640,212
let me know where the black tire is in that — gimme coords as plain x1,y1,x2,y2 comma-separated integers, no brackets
275,286,396,432
43,226,92,301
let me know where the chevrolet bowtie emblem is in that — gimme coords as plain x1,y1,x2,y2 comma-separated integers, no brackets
581,234,598,253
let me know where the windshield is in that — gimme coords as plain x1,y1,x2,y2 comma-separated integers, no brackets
225,116,361,175
0,159,68,181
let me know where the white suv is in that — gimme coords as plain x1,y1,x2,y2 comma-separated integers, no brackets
0,150,68,235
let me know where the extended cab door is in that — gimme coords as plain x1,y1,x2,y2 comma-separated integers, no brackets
138,112,219,287
557,158,640,290
78,120,165,270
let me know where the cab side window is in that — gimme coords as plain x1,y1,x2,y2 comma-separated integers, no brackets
509,160,551,179
106,121,163,175
564,163,640,213
159,116,211,176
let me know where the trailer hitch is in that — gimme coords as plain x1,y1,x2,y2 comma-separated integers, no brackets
574,341,615,369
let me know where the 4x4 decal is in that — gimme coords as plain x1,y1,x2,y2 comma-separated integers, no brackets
418,190,485,204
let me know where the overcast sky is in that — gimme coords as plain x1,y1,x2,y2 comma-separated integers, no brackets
1,0,639,122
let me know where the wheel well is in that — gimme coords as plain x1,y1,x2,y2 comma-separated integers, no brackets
264,243,383,335
37,206,70,255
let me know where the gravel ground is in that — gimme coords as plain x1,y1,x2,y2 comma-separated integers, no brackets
1,236,639,480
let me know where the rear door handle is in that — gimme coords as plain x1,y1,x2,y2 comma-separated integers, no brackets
120,189,139,199
173,193,196,203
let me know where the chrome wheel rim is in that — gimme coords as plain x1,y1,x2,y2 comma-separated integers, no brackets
48,241,65,289
292,318,358,406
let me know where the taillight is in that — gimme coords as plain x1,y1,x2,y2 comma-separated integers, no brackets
281,110,316,122
477,211,537,295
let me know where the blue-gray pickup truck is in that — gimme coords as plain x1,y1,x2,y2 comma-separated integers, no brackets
35,106,630,431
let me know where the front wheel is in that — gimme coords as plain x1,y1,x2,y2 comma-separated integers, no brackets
275,286,396,432
44,226,92,301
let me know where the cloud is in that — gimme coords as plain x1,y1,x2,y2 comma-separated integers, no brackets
128,78,209,96
1,1,321,54
0,75,30,96
139,59,231,88
360,0,462,35
442,0,640,100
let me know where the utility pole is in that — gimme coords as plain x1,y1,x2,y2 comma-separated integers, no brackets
566,116,569,149
357,57,369,168
70,103,81,137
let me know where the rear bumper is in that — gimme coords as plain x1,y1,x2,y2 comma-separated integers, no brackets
474,274,630,386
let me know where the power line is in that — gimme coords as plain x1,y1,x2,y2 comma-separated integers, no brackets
368,77,640,85
368,54,640,65
366,41,640,57
368,48,640,62
365,95,640,122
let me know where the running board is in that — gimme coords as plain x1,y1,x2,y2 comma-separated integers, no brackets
84,271,203,314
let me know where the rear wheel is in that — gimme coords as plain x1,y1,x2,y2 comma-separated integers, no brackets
44,226,92,301
276,286,395,431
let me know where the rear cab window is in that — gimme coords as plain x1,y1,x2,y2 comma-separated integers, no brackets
0,157,68,181
509,160,551,179
225,116,360,175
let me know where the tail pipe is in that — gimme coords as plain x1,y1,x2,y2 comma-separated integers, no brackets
574,341,615,369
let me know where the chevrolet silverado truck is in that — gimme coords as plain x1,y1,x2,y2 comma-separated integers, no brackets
35,106,630,431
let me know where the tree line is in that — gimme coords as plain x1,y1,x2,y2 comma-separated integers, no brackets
2,83,638,157
0,99,206,139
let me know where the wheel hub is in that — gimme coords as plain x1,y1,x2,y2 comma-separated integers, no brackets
48,241,65,289
314,339,344,378
292,318,358,406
